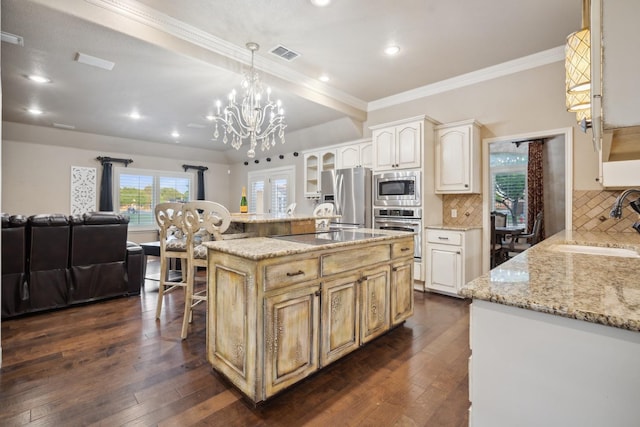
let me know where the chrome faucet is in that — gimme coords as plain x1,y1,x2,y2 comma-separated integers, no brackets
610,188,640,234
609,188,640,219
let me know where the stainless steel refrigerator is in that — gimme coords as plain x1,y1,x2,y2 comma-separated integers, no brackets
321,167,372,229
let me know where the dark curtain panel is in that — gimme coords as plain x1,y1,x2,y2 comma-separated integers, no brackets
197,169,205,200
99,161,114,212
527,141,545,240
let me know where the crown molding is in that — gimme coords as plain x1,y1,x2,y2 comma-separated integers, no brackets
368,46,565,112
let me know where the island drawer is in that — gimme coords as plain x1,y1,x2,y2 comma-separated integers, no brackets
321,244,390,276
391,239,414,258
264,258,319,291
426,229,463,246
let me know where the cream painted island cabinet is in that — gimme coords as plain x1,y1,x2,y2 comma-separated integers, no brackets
203,229,414,403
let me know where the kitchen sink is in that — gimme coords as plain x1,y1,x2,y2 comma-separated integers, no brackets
547,244,640,258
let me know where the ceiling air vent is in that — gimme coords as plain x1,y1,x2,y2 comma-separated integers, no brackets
270,45,300,62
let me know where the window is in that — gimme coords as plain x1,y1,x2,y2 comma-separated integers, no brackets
114,167,192,228
489,143,528,227
248,166,295,214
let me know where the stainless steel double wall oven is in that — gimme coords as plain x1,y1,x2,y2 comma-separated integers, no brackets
373,171,422,261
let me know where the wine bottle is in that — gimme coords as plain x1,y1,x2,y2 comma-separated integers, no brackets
240,186,248,213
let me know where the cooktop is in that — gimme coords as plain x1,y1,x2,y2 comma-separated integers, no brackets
271,230,386,246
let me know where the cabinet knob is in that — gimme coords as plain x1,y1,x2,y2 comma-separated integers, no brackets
464,184,469,188
314,290,321,297
456,251,461,255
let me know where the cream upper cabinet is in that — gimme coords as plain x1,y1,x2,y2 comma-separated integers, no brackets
336,139,373,169
591,0,640,187
371,118,423,171
303,149,336,199
435,120,481,194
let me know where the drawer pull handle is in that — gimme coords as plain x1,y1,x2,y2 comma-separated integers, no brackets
401,247,411,252
286,270,304,277
438,236,449,240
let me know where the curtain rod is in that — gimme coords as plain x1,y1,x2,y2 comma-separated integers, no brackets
182,164,209,172
96,156,133,166
511,138,546,148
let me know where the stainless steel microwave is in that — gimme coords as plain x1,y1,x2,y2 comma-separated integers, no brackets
373,170,421,206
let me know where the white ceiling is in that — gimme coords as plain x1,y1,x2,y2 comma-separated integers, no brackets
1,0,583,164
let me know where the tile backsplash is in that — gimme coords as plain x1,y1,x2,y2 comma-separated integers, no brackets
573,190,638,232
441,190,639,233
442,194,483,227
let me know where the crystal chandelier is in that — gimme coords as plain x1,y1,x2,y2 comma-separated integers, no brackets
211,42,286,158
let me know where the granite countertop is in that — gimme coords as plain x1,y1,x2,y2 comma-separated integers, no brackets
203,228,413,260
460,230,640,331
230,213,339,223
425,224,483,231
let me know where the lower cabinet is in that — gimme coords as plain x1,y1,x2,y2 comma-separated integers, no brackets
207,235,414,403
391,260,414,325
265,285,320,398
359,265,391,344
321,274,360,366
426,228,481,297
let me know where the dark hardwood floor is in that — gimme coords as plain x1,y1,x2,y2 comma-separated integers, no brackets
1,260,470,426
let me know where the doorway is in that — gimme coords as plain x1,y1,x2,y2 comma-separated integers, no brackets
482,128,573,272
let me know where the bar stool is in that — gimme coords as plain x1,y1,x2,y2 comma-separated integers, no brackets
154,202,189,321
181,201,231,339
313,202,334,231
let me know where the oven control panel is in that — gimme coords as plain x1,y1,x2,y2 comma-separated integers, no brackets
373,207,422,219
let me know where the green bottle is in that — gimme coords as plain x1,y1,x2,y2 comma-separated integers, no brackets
240,186,248,213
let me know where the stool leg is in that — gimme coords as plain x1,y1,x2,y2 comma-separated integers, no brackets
155,254,169,319
181,264,195,339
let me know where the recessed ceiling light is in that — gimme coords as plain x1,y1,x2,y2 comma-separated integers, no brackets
28,108,43,115
171,131,180,138
129,111,141,120
384,45,401,56
319,74,330,82
310,0,331,7
27,74,51,84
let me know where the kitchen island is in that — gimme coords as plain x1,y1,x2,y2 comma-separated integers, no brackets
460,230,640,427
203,229,414,403
228,213,338,237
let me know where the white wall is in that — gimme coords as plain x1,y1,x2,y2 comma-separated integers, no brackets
2,124,233,242
363,61,600,191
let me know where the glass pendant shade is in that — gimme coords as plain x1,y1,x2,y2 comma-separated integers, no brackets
565,28,591,95
566,90,590,112
565,26,591,125
575,107,591,124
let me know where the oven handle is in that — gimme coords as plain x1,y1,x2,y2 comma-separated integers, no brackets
374,219,421,228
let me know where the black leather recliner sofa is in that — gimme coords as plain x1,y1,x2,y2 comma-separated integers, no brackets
1,212,144,319
1,214,28,317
